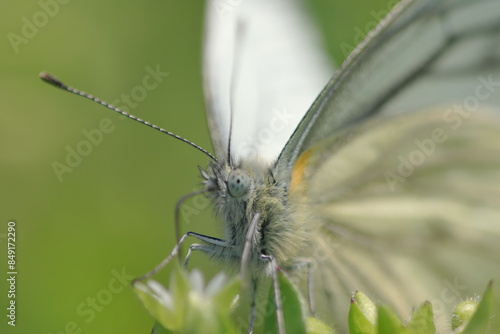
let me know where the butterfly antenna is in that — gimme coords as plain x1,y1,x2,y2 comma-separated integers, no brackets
227,54,236,165
174,188,208,261
227,101,233,165
226,20,248,166
40,72,218,162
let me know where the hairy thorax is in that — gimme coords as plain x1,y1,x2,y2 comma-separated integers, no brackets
201,159,309,275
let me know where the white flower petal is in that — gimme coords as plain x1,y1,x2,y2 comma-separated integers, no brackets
205,272,227,297
147,279,174,310
189,270,205,294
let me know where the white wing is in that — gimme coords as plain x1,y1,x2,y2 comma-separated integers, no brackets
203,0,333,163
276,0,500,173
277,0,500,331
295,108,500,330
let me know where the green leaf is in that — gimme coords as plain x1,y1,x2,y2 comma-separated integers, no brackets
348,292,376,334
406,301,435,334
306,317,336,334
151,321,174,334
377,306,411,334
264,272,307,334
460,282,493,334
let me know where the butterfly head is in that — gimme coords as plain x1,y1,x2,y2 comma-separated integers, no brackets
201,160,256,204
227,168,251,197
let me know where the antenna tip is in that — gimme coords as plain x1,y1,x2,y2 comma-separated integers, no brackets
39,72,66,88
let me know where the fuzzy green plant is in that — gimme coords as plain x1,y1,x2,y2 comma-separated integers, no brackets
133,269,494,334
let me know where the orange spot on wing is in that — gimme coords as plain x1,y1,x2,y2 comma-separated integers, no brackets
290,149,311,192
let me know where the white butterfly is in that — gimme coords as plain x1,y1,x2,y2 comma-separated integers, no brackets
202,0,500,332
41,0,500,332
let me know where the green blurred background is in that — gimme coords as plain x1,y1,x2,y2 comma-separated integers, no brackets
0,0,392,333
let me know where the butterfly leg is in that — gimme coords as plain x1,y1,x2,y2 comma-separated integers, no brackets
238,213,267,334
287,259,315,315
174,189,208,261
261,254,286,334
166,234,264,334
183,243,213,269
134,231,229,282
240,213,261,285
305,260,315,315
247,278,257,334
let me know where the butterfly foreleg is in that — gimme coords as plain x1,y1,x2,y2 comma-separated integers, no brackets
260,254,286,334
134,231,229,282
182,238,235,270
247,277,258,334
285,259,316,315
240,213,261,283
174,188,208,261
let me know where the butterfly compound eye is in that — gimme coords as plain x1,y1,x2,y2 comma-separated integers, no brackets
227,169,250,198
